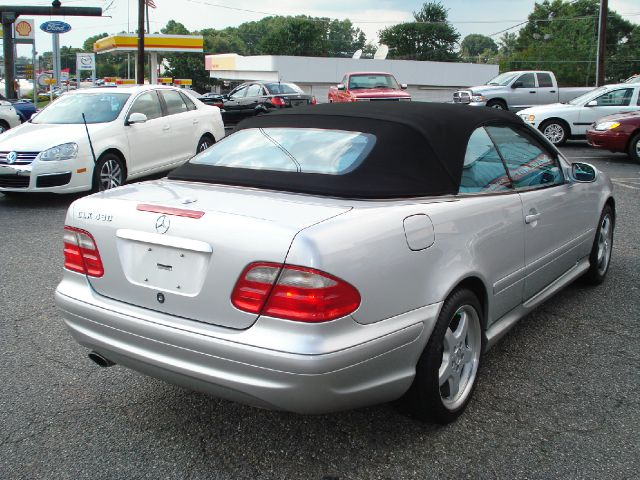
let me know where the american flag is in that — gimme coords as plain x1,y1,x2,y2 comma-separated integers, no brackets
145,0,157,8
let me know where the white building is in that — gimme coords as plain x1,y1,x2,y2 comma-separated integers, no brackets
205,54,498,102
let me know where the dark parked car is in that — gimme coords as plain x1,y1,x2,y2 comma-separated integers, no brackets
586,111,640,162
215,81,316,124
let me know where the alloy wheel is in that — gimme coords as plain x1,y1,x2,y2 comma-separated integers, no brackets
99,158,123,191
596,213,613,276
198,139,210,152
439,305,482,411
543,123,565,144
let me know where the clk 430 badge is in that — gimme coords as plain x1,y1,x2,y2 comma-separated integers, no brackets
77,211,113,222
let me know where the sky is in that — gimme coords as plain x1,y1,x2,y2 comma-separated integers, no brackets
6,0,640,58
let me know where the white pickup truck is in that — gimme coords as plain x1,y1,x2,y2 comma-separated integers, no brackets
453,71,593,112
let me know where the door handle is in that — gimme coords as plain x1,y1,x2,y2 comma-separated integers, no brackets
525,213,540,224
162,125,170,131
192,119,199,125
529,91,536,94
550,90,556,93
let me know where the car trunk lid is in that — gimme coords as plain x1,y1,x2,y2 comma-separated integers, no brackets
71,180,351,329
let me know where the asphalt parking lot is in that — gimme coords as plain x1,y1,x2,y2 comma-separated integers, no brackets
1,142,638,480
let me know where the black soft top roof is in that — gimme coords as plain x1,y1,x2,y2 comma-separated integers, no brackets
169,102,525,198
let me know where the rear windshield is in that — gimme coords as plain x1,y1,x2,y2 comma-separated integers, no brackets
190,128,375,174
264,83,303,94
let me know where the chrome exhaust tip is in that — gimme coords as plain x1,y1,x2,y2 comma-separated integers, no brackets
88,351,116,368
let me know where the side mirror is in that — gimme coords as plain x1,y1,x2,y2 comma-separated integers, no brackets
586,100,597,107
337,84,346,91
571,162,597,182
127,112,148,125
400,83,408,89
512,81,523,89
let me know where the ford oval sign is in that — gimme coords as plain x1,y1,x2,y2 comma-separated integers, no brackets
40,21,72,34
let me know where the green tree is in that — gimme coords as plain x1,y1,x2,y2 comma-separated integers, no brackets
378,1,460,61
460,34,497,59
83,33,109,52
498,32,518,57
505,0,639,86
259,16,329,56
327,19,366,57
161,21,213,91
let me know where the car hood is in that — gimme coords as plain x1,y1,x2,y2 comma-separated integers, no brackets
519,103,577,115
0,121,109,151
593,110,640,124
352,88,411,98
465,85,507,94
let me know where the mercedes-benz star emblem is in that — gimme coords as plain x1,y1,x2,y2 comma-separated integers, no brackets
6,151,17,165
155,215,170,234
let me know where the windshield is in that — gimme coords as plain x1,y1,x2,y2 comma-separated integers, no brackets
624,74,640,84
568,86,606,105
32,93,130,124
264,83,303,94
486,72,519,86
348,74,400,90
190,128,375,174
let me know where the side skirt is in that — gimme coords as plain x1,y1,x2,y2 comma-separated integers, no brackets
484,257,590,351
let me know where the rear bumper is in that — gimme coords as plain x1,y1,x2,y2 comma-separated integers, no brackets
55,273,439,414
585,129,629,152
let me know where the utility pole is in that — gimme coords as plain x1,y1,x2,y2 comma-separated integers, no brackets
137,0,145,84
595,0,608,86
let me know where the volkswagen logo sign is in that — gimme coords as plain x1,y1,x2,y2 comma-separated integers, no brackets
155,215,170,234
6,151,17,165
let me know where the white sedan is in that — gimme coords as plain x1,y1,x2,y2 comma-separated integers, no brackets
0,100,21,133
519,83,640,145
0,85,224,194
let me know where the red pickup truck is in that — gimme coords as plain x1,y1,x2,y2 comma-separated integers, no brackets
328,72,411,103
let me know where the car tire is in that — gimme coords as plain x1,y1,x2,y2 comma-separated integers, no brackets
401,288,484,424
486,99,507,110
93,153,125,192
540,119,568,146
628,132,640,162
582,205,614,285
0,120,10,134
196,135,215,154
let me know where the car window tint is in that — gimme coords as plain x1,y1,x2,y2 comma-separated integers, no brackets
517,73,536,88
264,83,302,94
486,126,564,190
230,86,248,99
246,84,263,97
191,128,375,174
537,73,553,88
594,88,634,106
459,128,512,193
129,91,162,120
179,91,197,111
160,90,189,115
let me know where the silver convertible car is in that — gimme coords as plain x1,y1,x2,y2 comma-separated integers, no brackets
55,103,615,423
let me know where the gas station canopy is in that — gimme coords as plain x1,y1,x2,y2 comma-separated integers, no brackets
94,34,203,84
94,34,204,54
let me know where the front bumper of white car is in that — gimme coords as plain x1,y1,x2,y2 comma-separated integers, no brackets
56,271,440,414
0,154,94,193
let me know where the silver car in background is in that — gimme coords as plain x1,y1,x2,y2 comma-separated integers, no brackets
55,103,614,423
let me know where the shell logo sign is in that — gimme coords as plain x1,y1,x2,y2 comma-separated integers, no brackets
16,21,32,36
14,19,35,41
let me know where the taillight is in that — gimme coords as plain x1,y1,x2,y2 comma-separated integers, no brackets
311,96,317,105
63,226,104,277
231,262,360,322
270,96,286,107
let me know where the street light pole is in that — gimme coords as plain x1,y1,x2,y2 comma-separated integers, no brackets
595,0,608,86
137,0,145,84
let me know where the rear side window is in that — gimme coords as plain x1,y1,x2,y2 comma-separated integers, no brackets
459,128,511,193
129,91,162,120
190,128,376,174
160,90,189,115
486,126,563,189
179,91,197,111
537,73,553,88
